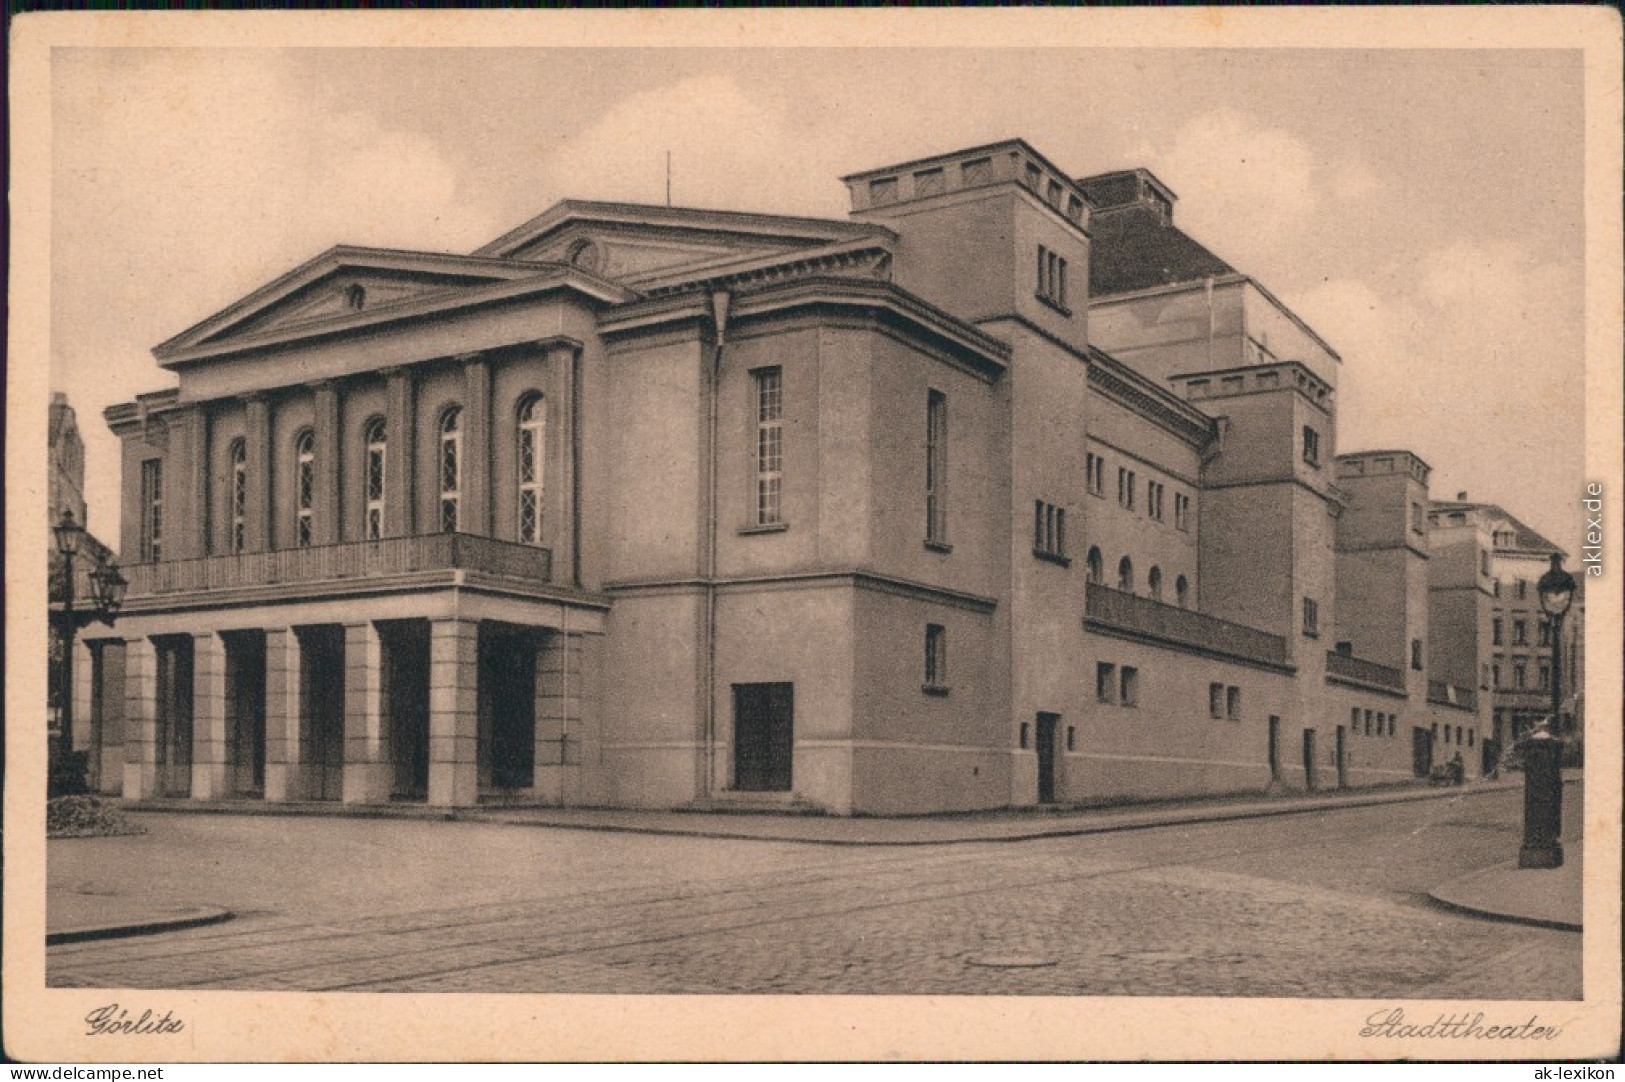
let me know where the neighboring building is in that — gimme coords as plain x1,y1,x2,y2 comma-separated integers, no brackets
83,138,1518,814
49,392,115,775
1429,497,1585,758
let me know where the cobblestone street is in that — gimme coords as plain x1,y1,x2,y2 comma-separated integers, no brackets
48,787,1582,998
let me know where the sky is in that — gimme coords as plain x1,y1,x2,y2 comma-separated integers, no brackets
49,46,1587,550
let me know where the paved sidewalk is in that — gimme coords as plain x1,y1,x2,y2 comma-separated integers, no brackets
1428,853,1584,931
117,775,1575,847
47,893,232,945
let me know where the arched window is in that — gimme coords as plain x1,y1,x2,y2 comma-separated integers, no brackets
229,438,248,553
364,417,386,541
439,406,462,533
1148,566,1163,601
516,393,545,545
1175,574,1189,609
1086,546,1103,585
1117,556,1134,594
295,429,315,548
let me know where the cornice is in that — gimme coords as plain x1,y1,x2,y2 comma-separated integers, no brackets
1086,347,1217,450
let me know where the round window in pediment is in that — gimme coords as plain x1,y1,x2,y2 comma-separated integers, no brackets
566,239,603,274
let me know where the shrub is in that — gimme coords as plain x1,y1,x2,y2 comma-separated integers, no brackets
46,795,147,839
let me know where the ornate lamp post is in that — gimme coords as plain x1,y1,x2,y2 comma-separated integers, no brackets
50,509,127,795
1518,553,1575,868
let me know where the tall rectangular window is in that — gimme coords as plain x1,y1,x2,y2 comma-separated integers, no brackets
1174,491,1191,531
1117,467,1136,510
1033,500,1066,561
1147,481,1165,522
1120,666,1139,708
1226,685,1242,721
1302,426,1321,467
1036,245,1068,310
1208,682,1224,719
1302,597,1319,637
1411,638,1424,670
1086,452,1105,496
924,624,948,692
754,368,784,527
1513,620,1527,646
925,389,948,544
139,458,163,562
1492,618,1503,646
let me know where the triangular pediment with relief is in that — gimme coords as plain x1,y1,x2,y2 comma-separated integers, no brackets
155,247,564,359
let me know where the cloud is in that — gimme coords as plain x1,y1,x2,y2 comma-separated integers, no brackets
1292,241,1583,544
1133,107,1382,279
538,74,848,217
51,52,507,545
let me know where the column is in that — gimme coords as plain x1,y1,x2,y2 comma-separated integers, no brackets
246,394,273,552
428,617,480,808
313,382,341,546
384,368,416,538
343,621,391,803
122,637,158,800
263,628,305,802
461,353,491,536
191,632,228,799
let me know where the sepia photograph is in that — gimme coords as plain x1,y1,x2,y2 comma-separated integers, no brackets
7,8,1622,1063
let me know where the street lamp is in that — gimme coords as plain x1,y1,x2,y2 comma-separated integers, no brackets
50,508,126,796
1518,553,1575,868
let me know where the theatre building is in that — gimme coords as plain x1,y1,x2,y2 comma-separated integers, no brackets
78,138,1489,814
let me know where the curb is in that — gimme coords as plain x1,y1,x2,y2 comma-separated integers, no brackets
47,904,235,945
1426,862,1583,933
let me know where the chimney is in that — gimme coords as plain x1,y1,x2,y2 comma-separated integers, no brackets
1456,491,1468,501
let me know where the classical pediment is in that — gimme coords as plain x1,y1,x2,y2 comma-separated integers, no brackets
153,247,575,361
477,200,893,287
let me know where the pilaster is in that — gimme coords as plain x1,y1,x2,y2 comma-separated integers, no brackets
71,637,96,754
246,394,273,552
314,382,341,546
546,340,582,585
461,354,491,536
384,368,416,538
263,628,307,802
191,632,229,799
122,637,158,800
343,621,392,803
170,405,209,559
428,617,480,808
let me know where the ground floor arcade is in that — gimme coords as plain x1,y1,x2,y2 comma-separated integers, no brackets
78,597,603,809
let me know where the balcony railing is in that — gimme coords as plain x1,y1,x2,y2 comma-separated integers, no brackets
1324,650,1407,693
1085,583,1289,669
125,533,551,597
1426,678,1479,712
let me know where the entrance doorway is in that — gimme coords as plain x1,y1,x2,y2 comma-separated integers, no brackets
1267,716,1281,782
1335,724,1348,789
1301,728,1317,792
225,631,266,796
383,621,430,801
481,627,537,790
154,636,194,797
1411,726,1434,778
733,682,793,792
1036,712,1060,803
300,626,345,801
